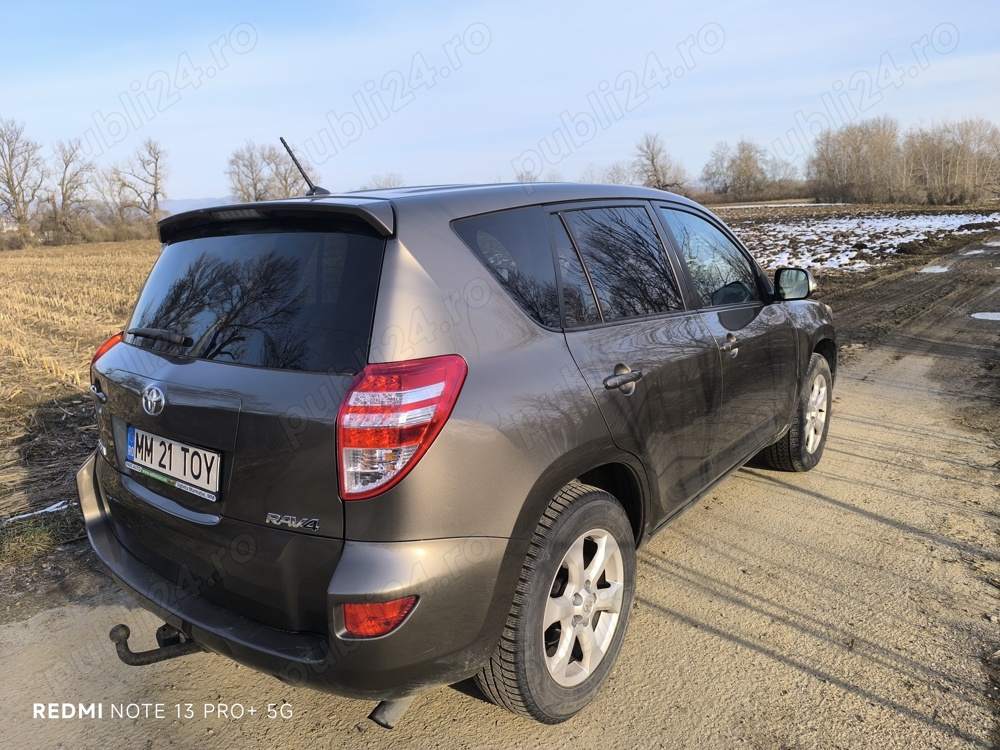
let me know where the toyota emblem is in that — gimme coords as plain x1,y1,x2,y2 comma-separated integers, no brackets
142,385,165,416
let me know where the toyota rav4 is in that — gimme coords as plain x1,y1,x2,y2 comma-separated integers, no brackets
78,183,836,725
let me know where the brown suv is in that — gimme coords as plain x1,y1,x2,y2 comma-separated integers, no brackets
78,183,835,725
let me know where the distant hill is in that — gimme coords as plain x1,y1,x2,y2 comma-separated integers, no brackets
161,198,232,216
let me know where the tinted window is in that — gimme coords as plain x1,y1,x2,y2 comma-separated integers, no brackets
658,208,762,308
453,206,560,327
561,206,682,322
550,215,601,326
127,227,384,373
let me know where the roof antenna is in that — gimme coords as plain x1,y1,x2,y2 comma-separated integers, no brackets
280,137,330,196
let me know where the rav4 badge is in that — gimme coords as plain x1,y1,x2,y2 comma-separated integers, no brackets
265,513,320,531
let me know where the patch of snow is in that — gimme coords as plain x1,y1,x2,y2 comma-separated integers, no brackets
721,203,847,209
0,500,70,527
961,249,985,255
734,211,1000,272
971,312,1000,321
920,266,951,273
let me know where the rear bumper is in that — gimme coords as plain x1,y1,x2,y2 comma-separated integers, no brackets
77,452,526,699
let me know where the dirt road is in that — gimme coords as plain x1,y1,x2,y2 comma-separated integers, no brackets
2,237,999,749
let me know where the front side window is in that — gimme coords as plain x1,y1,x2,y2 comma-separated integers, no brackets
560,206,682,322
658,208,762,308
453,206,560,327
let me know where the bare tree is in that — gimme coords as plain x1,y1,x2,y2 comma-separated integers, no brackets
226,141,272,202
807,116,912,202
700,141,734,194
578,163,604,183
807,129,847,201
763,152,799,184
579,161,637,185
358,172,405,190
226,141,319,201
40,139,95,242
118,138,168,223
0,117,48,245
514,170,538,184
261,143,318,198
863,117,903,201
93,166,142,233
729,139,768,200
603,160,638,185
959,118,1000,198
632,132,688,190
805,116,1000,204
701,138,804,201
905,118,1000,204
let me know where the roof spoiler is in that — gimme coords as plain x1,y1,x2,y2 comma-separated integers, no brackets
158,198,395,241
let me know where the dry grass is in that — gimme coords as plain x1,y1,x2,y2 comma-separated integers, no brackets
0,509,86,564
0,241,158,394
0,240,160,562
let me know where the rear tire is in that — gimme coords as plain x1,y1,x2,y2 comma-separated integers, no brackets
475,483,636,723
763,352,832,472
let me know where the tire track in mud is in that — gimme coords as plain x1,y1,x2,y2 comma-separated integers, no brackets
848,242,1000,438
822,236,1000,363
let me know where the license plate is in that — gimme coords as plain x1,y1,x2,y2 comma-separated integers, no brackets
126,426,221,501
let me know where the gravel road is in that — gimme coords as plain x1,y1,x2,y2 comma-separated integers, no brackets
2,237,999,749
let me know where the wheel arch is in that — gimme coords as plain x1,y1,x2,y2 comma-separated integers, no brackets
813,336,838,383
577,463,645,546
511,448,649,547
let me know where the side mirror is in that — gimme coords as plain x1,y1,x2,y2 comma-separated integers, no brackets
774,268,817,301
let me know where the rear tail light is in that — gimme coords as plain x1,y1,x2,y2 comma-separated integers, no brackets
337,355,467,500
342,596,418,638
90,331,124,382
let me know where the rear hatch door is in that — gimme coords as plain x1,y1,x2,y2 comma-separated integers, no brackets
93,208,387,542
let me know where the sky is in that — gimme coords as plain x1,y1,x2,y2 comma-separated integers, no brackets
2,1,998,200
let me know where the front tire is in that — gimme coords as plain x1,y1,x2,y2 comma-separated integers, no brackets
475,483,636,723
763,352,832,471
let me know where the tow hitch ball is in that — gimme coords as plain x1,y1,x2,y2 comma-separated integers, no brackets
109,623,201,666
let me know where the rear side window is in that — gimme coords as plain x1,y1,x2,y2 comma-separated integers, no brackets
127,226,384,373
550,216,600,327
453,206,560,328
561,206,683,322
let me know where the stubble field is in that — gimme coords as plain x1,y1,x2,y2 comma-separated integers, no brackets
0,240,160,556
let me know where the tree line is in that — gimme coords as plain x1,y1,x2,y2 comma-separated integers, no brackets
0,120,320,249
807,116,1000,205
0,119,170,247
584,116,1000,207
2,114,998,248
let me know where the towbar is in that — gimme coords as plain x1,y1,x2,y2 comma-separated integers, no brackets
109,623,202,666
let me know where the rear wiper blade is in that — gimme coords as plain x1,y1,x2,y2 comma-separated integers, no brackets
127,327,194,347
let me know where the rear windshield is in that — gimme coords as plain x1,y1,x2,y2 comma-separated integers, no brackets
126,225,384,373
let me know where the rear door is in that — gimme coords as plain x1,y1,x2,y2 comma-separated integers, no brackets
553,204,723,521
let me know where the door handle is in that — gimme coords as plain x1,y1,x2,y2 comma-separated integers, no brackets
720,333,739,357
603,370,644,391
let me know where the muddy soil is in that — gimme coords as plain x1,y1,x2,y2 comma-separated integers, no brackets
2,229,999,749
